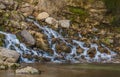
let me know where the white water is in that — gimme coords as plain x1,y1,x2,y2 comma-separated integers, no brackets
0,18,117,63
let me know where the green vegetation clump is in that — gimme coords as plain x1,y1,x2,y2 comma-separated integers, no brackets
103,0,120,26
101,37,111,45
66,6,88,22
111,15,120,27
103,0,120,14
69,6,87,16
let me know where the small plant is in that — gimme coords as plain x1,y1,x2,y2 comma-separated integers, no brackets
69,6,88,16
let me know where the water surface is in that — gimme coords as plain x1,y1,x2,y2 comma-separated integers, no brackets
0,63,120,77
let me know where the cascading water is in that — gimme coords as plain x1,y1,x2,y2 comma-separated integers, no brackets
0,17,117,63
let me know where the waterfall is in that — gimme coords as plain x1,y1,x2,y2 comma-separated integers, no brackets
0,18,117,63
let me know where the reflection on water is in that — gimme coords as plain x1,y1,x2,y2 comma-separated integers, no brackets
0,63,120,77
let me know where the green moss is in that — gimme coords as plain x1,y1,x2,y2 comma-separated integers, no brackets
65,6,88,23
69,6,87,16
101,37,111,45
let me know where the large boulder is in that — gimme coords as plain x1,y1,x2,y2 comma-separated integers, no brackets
20,30,35,46
0,47,20,63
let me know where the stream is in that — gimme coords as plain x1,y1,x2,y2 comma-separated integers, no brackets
0,17,117,63
0,63,120,77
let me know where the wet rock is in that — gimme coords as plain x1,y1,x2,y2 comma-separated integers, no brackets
76,47,83,53
20,30,35,45
83,42,91,48
36,37,49,51
39,57,51,62
0,47,20,63
51,38,60,44
31,31,49,51
45,17,58,28
87,47,96,58
16,66,40,74
56,42,71,53
36,12,49,20
59,20,71,28
98,47,110,54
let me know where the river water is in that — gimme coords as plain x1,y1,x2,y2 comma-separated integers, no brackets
0,63,120,77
